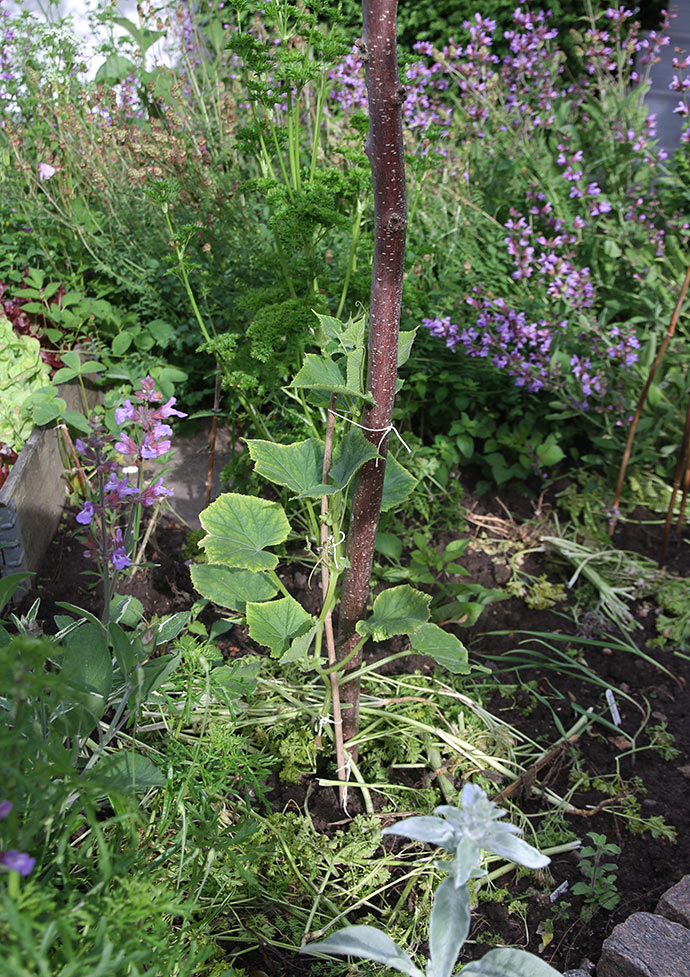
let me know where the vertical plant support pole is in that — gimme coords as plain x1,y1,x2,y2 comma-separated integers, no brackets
337,0,407,757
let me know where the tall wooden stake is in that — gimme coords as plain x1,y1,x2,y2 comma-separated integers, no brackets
336,0,407,759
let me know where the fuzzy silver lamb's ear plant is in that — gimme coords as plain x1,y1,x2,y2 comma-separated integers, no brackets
386,782,551,888
302,783,562,977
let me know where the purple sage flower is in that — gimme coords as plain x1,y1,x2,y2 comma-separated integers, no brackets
110,529,131,570
0,849,35,876
76,501,95,525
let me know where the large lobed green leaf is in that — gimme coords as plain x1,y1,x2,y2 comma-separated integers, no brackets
411,623,470,674
356,585,431,642
190,564,277,611
246,595,313,657
329,427,379,491
381,455,417,511
247,438,334,497
291,353,371,400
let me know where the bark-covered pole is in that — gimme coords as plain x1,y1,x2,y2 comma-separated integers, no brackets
337,0,406,756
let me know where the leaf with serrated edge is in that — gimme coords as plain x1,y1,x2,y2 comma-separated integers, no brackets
346,347,365,395
199,493,290,571
190,564,277,611
330,428,379,491
356,585,430,641
381,455,417,512
291,353,370,399
302,927,425,977
246,596,313,657
411,623,470,674
247,438,333,496
459,947,562,977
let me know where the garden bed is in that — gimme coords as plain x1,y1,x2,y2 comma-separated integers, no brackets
17,487,690,975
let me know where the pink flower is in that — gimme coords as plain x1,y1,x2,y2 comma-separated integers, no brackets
38,162,56,181
140,477,174,506
114,400,137,424
155,397,187,419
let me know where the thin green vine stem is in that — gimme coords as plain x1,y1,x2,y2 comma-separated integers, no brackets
162,208,215,348
336,197,364,319
268,569,293,600
268,110,294,195
309,66,328,184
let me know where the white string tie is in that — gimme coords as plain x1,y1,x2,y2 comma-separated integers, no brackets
338,753,352,816
328,409,412,466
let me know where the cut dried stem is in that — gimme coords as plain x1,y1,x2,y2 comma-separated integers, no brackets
205,366,222,506
610,264,690,534
660,392,690,564
321,393,348,807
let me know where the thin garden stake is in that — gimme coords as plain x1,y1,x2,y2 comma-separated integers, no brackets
337,0,407,758
677,457,690,531
321,393,348,805
205,365,222,506
610,264,690,534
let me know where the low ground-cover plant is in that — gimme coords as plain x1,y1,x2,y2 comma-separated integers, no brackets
0,559,274,973
572,831,621,920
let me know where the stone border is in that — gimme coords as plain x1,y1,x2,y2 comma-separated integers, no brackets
595,875,690,977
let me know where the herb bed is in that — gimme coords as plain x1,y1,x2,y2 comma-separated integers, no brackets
15,488,690,975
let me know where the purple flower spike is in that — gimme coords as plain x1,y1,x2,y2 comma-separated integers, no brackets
114,434,140,459
110,529,131,571
0,850,35,876
0,801,11,820
140,478,174,507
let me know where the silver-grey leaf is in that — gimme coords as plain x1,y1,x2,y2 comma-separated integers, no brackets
427,877,471,977
302,926,425,977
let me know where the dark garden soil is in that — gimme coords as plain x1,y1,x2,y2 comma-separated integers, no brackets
14,488,690,975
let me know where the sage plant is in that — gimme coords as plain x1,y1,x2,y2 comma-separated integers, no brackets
303,783,562,977
74,376,185,622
